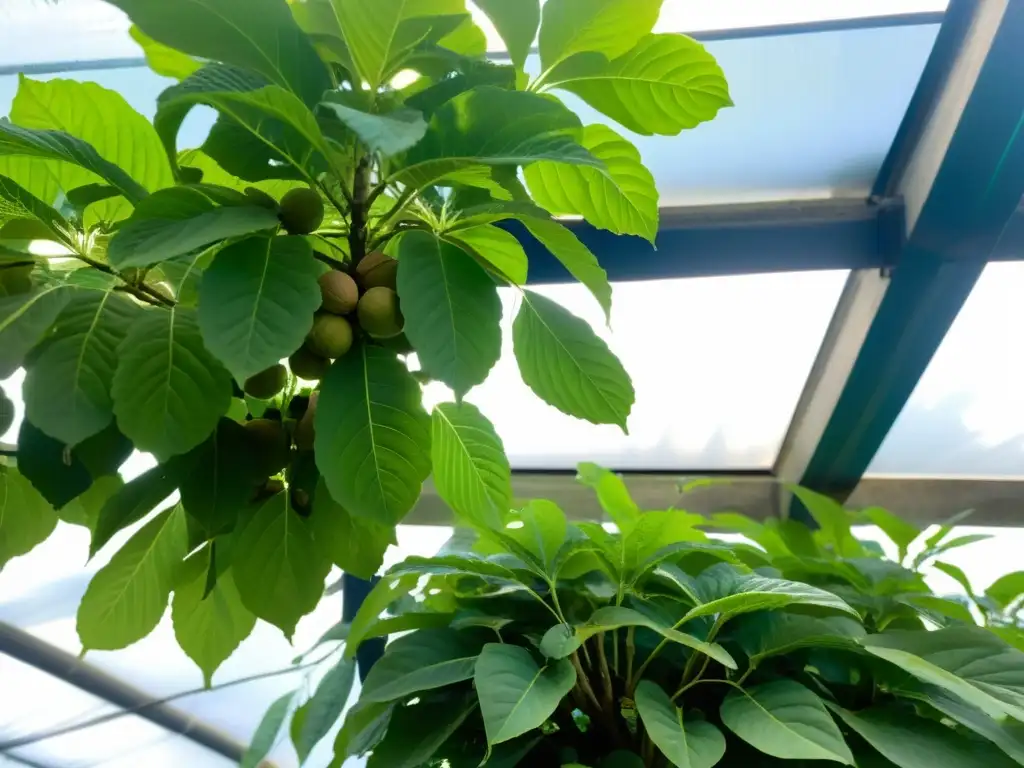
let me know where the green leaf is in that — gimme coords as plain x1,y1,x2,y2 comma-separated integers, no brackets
106,0,330,106
829,703,1015,768
107,199,280,269
320,98,428,156
175,418,263,536
310,478,394,580
198,235,321,382
333,0,470,91
513,290,633,429
861,506,921,562
390,87,600,192
525,125,657,242
575,462,639,533
731,613,865,667
0,466,58,570
0,120,148,204
155,65,331,177
474,0,539,72
986,571,1024,611
333,700,393,763
12,76,173,222
861,627,1024,721
367,697,476,768
23,291,138,446
787,484,861,557
129,25,201,80
241,691,295,768
0,284,71,378
315,345,432,525
444,224,529,285
91,462,179,556
896,683,1024,764
540,624,582,660
682,569,859,624
397,230,502,395
545,34,732,136
475,643,576,746
361,628,483,703
232,492,331,640
171,546,256,687
505,499,567,575
538,0,661,70
431,402,512,527
720,680,854,764
17,421,132,510
577,606,736,669
933,561,975,597
622,511,707,581
112,307,232,459
296,658,357,762
59,475,124,533
77,506,189,650
344,574,419,659
0,174,77,250
635,679,726,768
902,594,976,626
388,553,522,584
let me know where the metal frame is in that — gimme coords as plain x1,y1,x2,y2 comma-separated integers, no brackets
0,623,256,765
776,0,1024,508
403,472,1024,528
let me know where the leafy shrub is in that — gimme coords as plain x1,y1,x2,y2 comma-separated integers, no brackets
0,0,729,671
290,466,1024,768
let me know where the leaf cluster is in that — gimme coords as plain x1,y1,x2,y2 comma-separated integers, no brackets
0,0,730,684
318,467,1024,768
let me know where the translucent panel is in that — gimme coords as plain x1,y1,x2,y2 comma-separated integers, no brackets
0,523,450,768
0,657,234,767
421,271,848,471
3,15,937,207
532,21,938,205
869,262,1024,477
1,0,946,69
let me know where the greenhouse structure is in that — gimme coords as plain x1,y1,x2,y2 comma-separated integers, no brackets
0,0,1023,766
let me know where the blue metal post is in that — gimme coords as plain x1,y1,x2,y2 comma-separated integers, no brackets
341,572,385,682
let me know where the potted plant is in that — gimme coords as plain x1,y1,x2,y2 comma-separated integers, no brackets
303,467,1024,767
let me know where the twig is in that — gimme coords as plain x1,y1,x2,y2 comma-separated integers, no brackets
73,253,175,307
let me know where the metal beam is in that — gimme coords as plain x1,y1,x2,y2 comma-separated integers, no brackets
0,624,253,765
404,472,1024,528
517,197,904,284
776,0,1024,503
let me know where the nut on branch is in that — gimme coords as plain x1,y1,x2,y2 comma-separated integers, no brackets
243,364,287,399
307,313,354,358
355,251,398,291
279,187,325,235
357,287,404,339
319,270,359,315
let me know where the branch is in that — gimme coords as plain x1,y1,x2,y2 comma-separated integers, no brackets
73,253,175,308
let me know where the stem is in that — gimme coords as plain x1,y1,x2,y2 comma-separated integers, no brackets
349,155,371,266
74,253,175,308
595,634,615,711
626,627,636,688
570,653,603,714
672,677,743,703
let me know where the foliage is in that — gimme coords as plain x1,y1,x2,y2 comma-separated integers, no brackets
0,0,730,680
303,468,1024,768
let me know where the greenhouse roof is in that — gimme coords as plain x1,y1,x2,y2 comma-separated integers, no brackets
1,0,1024,766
